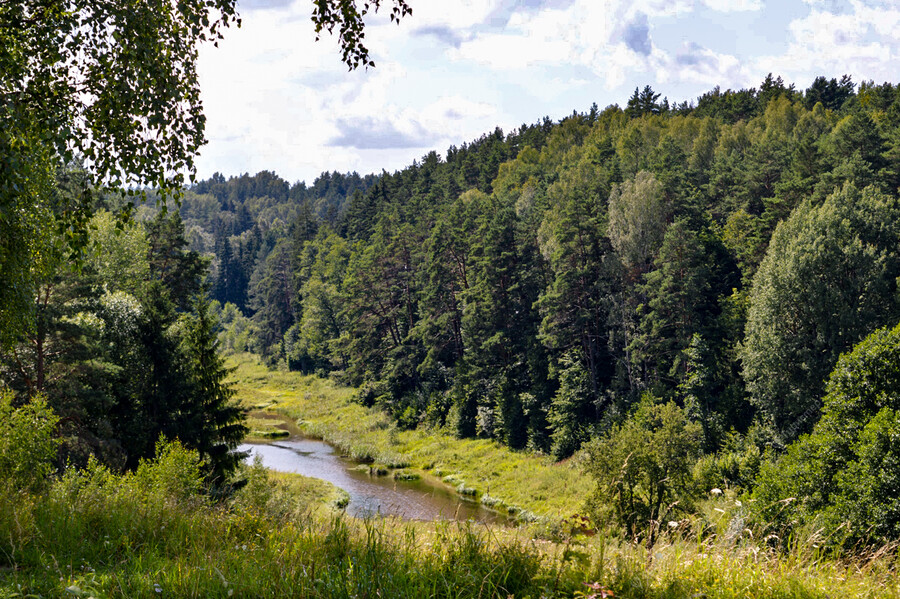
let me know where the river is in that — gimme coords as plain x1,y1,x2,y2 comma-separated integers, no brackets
239,430,505,524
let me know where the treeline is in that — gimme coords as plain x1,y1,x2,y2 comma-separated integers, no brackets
188,75,896,441
179,74,900,544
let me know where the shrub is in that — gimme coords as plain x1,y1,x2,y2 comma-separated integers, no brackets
691,432,761,495
583,396,702,543
134,437,204,503
0,392,59,491
753,322,900,545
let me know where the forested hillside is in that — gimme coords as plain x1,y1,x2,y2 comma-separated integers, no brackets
6,73,900,551
186,75,900,463
9,0,900,591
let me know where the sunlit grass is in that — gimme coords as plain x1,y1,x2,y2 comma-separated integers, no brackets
3,465,899,599
227,353,593,521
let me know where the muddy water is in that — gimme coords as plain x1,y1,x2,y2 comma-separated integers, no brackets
239,415,506,523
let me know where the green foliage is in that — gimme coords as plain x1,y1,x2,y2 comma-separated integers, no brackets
249,238,297,358
0,0,242,343
0,121,57,346
753,322,900,545
607,170,669,273
0,0,410,352
213,301,255,354
134,438,204,502
625,85,665,118
286,228,351,372
135,78,900,470
87,211,151,296
0,392,59,491
630,219,711,389
691,430,761,494
548,353,595,460
584,397,702,542
179,295,248,485
742,183,900,441
145,211,207,310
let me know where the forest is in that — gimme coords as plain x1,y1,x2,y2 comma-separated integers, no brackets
7,62,900,599
6,0,900,594
131,73,898,546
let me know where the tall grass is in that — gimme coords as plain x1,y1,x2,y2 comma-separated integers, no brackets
0,447,566,598
3,459,898,598
0,438,897,598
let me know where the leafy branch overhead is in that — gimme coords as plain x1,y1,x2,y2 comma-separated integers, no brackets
1,0,409,192
312,0,413,69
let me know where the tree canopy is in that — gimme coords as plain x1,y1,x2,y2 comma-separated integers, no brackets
741,183,900,442
0,0,411,344
754,322,900,545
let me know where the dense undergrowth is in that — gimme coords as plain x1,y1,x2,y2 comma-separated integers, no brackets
2,373,899,597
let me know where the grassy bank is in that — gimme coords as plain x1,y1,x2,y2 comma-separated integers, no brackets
3,448,898,599
0,443,569,598
3,387,899,598
227,353,593,521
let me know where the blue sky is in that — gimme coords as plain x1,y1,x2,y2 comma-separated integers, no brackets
195,0,900,185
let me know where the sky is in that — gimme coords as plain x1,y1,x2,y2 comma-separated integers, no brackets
195,0,900,186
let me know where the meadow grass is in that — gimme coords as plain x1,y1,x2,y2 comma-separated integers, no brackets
2,456,899,599
226,353,594,521
3,357,896,597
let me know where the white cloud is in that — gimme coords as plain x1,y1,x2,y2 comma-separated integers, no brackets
449,32,571,69
192,0,900,184
702,0,763,11
411,0,503,29
659,43,751,89
446,0,655,83
850,0,900,37
442,0,764,86
756,1,900,83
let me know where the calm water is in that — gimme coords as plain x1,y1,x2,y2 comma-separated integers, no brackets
240,429,505,524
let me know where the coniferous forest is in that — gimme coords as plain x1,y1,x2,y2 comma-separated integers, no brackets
163,74,900,544
9,1,900,595
7,66,900,596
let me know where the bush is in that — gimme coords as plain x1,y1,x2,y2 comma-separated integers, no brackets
691,432,761,495
134,437,204,503
752,322,900,545
583,396,702,543
0,392,59,491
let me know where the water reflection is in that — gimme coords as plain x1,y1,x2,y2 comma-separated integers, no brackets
239,438,505,524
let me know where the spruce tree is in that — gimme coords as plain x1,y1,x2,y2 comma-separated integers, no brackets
180,294,247,486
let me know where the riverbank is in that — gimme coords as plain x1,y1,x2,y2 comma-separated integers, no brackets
5,440,896,599
4,362,899,598
227,353,593,523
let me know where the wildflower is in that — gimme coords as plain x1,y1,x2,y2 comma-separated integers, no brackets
710,488,723,495
154,583,163,593
668,521,679,528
